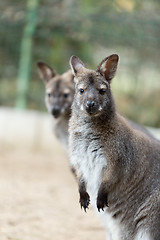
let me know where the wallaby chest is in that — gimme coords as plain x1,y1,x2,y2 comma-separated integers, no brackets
70,120,107,202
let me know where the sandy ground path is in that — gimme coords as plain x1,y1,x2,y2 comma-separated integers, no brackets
0,109,159,240
0,147,105,240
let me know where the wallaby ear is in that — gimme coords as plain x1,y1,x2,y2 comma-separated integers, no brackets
37,61,57,83
97,54,119,83
69,55,86,76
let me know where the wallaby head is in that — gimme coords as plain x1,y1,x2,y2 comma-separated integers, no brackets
70,54,118,118
37,62,74,118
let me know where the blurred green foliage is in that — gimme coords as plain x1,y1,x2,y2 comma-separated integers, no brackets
0,0,160,127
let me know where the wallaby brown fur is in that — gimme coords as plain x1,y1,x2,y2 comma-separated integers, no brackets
37,61,74,151
69,54,160,240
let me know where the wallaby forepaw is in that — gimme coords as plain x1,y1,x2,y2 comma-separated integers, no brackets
79,192,90,212
97,193,108,212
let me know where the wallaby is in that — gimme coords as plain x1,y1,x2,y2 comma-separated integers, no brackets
69,54,160,240
37,62,74,151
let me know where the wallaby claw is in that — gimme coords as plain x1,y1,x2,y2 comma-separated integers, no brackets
80,203,89,212
79,192,90,212
97,193,109,211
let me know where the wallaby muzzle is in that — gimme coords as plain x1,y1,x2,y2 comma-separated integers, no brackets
85,100,98,115
51,106,61,118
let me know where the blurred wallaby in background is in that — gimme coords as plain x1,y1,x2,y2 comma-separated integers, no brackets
37,62,74,152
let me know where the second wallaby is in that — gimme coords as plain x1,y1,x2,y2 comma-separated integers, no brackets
37,62,74,151
69,54,160,240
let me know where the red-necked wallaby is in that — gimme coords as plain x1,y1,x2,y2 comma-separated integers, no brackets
37,62,74,151
69,54,160,240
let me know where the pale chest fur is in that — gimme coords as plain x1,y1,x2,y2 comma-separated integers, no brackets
69,122,107,202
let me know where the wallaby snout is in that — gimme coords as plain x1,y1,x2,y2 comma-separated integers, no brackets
51,105,61,118
85,100,97,115
86,100,96,108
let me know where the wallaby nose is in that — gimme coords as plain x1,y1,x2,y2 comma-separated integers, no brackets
86,100,95,109
51,106,60,118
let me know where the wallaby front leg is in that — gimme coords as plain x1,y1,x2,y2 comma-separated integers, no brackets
97,168,120,212
97,181,109,211
78,180,90,212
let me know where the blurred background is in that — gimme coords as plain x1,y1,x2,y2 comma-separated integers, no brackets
0,0,160,127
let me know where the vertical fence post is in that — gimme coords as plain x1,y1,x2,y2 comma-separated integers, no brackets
16,0,39,109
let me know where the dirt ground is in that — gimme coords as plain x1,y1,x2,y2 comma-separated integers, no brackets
0,146,105,240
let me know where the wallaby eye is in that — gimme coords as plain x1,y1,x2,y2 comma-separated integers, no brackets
99,88,106,95
64,93,69,98
47,93,51,97
79,88,84,94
